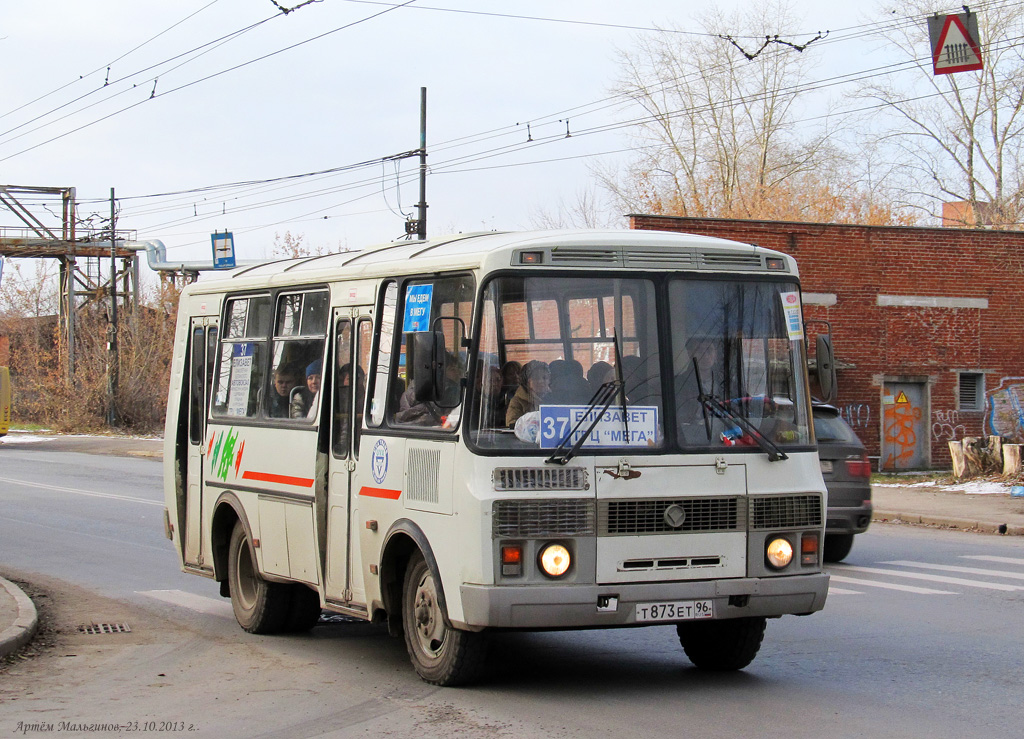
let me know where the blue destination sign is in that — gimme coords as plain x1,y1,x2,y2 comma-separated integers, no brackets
538,405,659,449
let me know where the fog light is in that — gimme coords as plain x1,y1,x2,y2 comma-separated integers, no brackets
766,537,794,569
539,543,571,578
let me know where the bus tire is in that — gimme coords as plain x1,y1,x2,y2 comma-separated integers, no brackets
285,584,323,632
228,521,290,634
402,552,488,686
676,616,766,671
823,533,854,563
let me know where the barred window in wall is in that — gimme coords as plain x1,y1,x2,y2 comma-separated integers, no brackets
959,372,985,412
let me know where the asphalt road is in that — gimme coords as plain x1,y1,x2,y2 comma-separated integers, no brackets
1,445,1023,738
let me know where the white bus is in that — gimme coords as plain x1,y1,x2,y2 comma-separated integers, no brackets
163,229,831,685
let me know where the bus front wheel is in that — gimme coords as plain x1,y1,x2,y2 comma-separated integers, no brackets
676,617,767,671
228,521,290,634
401,552,488,686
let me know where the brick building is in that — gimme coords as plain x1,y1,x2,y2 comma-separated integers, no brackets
629,214,1024,470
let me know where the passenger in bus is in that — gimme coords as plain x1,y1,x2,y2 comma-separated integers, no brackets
587,360,614,397
333,363,367,451
549,358,591,404
505,360,550,427
474,362,505,429
395,352,464,426
269,363,302,418
290,359,322,419
500,360,522,406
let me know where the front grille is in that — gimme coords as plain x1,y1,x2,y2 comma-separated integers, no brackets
493,467,588,491
493,498,596,538
750,494,823,530
599,497,742,535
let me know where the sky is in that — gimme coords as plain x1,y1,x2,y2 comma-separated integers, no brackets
0,0,950,278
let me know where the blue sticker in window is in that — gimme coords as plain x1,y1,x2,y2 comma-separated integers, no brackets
403,284,434,333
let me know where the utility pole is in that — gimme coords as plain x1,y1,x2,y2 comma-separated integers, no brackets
107,188,118,427
416,86,427,240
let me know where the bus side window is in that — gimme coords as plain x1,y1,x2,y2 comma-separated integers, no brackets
369,281,398,426
354,318,371,454
211,295,272,418
332,318,353,457
269,290,329,422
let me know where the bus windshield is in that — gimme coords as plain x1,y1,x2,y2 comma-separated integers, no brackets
469,274,811,454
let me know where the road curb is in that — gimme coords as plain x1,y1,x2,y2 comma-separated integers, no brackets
874,509,1024,536
0,575,39,659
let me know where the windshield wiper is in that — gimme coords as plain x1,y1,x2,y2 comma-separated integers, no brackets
547,329,629,466
693,357,788,462
545,380,623,465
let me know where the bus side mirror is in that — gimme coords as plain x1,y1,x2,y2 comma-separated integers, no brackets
408,331,447,402
816,334,837,404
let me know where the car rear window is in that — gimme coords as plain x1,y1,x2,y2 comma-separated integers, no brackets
813,410,861,444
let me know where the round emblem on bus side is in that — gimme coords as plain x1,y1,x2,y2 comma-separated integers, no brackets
371,439,389,484
664,504,686,529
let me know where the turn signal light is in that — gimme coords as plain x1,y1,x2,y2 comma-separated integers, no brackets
801,533,819,565
501,544,523,577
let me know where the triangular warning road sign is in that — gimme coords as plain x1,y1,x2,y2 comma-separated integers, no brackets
929,13,983,75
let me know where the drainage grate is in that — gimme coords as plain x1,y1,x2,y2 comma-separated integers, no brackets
78,622,132,635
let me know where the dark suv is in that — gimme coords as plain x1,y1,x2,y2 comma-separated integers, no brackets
812,404,872,562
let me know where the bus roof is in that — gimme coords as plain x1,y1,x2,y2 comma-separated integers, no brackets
185,229,796,294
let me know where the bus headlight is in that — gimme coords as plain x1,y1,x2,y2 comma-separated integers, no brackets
766,538,794,569
539,543,572,578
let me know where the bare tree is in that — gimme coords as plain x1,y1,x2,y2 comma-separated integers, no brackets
529,186,623,230
603,1,838,219
856,2,1024,226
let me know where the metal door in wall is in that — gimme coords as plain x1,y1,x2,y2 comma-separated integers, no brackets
881,381,927,470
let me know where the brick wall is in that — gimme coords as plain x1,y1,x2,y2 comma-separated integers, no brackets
630,214,1024,470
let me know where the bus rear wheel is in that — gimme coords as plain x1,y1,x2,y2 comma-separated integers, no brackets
401,552,488,686
676,617,767,671
228,521,290,634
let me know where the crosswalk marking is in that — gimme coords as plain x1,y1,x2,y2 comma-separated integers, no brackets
881,560,1024,581
960,555,1024,566
834,565,1023,592
827,574,955,595
826,585,863,595
139,589,234,618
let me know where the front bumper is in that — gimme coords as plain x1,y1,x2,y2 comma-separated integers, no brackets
458,572,830,630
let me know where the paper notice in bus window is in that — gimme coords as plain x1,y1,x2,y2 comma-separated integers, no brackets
538,405,659,449
780,291,803,340
227,343,255,417
403,284,434,333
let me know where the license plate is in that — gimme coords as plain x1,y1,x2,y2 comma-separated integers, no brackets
635,600,714,622
819,460,834,474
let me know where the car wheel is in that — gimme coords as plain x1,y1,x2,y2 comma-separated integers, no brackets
677,617,767,671
823,533,855,563
402,552,488,686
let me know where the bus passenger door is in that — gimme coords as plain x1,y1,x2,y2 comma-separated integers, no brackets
325,309,371,605
185,318,218,567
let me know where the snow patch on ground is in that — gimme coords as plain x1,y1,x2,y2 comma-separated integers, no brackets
900,480,1011,495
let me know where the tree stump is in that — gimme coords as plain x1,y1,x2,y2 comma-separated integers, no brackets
949,440,967,478
1004,444,1022,476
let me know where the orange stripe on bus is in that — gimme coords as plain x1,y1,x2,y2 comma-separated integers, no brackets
241,471,315,488
359,486,402,500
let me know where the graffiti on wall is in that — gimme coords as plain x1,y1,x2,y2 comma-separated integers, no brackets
840,403,872,431
932,410,967,443
986,377,1024,443
883,391,922,469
